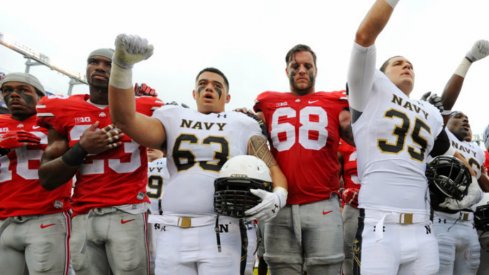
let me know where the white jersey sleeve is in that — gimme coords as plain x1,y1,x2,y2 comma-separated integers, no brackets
348,43,377,113
151,106,263,216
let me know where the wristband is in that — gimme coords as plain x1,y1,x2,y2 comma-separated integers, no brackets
109,62,133,90
454,58,472,78
62,142,88,166
385,0,399,8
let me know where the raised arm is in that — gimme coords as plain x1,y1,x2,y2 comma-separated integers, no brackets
355,0,397,47
441,40,489,112
109,34,166,149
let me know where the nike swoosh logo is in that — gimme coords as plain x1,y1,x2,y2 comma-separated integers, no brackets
322,210,333,215
40,223,56,229
120,219,135,224
308,100,318,104
32,126,41,129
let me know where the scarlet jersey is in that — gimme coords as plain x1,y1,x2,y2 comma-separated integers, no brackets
36,94,163,215
254,90,348,204
484,150,489,172
338,139,359,190
0,115,72,218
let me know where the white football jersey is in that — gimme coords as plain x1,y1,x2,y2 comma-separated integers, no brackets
147,158,170,214
152,106,264,216
447,130,485,179
353,70,444,213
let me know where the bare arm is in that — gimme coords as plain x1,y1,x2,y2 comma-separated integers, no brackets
441,40,489,112
109,34,166,149
39,128,78,190
355,0,396,47
247,135,287,191
39,122,124,190
339,109,354,146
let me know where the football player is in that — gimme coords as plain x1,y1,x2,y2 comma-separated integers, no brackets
0,73,72,274
338,138,359,275
431,39,489,275
108,34,287,275
253,45,352,275
347,1,472,274
37,48,163,275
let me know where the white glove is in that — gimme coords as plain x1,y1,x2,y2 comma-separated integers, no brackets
113,34,154,69
420,92,443,113
439,176,482,210
466,40,489,63
244,187,287,222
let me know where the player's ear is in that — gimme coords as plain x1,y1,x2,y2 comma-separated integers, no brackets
192,89,197,100
225,93,231,103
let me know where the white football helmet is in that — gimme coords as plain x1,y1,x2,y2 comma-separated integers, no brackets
214,155,272,218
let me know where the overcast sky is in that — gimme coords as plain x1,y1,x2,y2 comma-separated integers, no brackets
1,0,488,139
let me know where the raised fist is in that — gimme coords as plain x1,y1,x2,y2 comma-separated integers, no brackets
420,91,444,113
113,34,154,69
466,40,489,63
0,130,41,149
135,83,157,97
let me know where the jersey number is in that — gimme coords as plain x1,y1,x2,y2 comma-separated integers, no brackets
173,134,229,172
70,125,141,175
147,175,163,199
270,106,328,151
378,109,430,161
0,132,45,182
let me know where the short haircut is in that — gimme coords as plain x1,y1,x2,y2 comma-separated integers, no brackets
195,67,229,91
285,44,317,66
380,55,403,72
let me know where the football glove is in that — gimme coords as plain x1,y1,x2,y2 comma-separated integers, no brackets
113,34,153,69
466,40,489,63
134,83,157,97
420,91,444,113
0,130,41,149
245,187,287,222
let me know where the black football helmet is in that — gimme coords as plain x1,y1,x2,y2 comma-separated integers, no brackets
426,155,472,201
214,155,272,218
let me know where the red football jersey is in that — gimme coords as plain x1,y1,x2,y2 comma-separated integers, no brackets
254,91,348,204
0,115,72,218
338,139,359,190
36,94,163,216
338,139,360,207
484,150,489,172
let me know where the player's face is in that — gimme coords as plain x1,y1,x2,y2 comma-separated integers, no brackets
86,56,112,89
193,72,230,114
286,51,317,96
447,111,471,141
1,81,40,120
383,56,415,95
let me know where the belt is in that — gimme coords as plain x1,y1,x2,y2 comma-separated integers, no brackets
434,211,474,222
364,209,430,225
148,214,216,228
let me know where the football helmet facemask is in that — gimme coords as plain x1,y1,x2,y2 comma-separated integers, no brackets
426,155,472,201
214,155,272,218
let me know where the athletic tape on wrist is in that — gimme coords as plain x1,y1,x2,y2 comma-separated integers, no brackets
62,142,88,166
454,58,472,78
109,63,133,89
385,0,399,8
